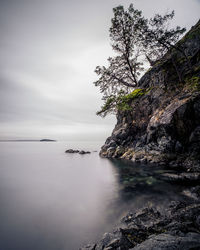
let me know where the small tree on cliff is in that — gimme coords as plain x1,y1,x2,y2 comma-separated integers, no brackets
109,5,147,86
94,5,146,93
94,4,146,117
94,4,186,117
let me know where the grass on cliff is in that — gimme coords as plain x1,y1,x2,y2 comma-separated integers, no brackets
117,89,146,111
97,88,146,117
185,76,200,92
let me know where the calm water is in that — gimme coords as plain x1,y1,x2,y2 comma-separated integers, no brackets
0,141,185,250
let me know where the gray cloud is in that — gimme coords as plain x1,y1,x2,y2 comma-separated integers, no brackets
0,0,199,140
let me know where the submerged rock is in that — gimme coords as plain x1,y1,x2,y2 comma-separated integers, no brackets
159,172,200,184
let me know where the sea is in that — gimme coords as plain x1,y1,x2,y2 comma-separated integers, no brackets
0,141,186,250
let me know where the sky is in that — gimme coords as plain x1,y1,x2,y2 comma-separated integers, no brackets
0,0,200,141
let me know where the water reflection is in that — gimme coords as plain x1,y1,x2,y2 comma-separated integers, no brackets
0,142,118,250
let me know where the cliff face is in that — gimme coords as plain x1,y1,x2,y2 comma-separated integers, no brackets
100,20,200,169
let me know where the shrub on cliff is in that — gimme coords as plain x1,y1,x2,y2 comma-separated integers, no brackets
97,89,146,117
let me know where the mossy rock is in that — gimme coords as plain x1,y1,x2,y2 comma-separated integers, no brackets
117,89,146,111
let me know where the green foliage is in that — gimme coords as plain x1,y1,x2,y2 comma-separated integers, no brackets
97,89,146,117
96,95,117,117
186,76,200,92
117,89,145,111
193,65,200,73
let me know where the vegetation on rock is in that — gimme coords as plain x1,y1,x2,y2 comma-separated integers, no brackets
97,89,146,117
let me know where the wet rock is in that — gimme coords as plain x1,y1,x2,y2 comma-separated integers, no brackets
79,150,91,154
182,186,200,201
132,232,200,250
80,244,96,250
159,172,200,184
82,189,200,249
122,207,161,229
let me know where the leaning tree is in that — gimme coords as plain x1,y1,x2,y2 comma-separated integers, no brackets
94,4,186,117
94,5,146,92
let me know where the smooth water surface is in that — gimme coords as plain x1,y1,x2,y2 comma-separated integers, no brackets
0,141,185,250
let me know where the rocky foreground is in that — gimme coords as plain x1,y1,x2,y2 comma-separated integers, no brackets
81,21,200,249
81,186,200,250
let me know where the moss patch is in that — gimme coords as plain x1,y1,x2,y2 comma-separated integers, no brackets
185,76,200,92
117,89,146,111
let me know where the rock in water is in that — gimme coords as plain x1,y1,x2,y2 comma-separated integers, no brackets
79,150,91,154
65,149,91,154
65,149,80,153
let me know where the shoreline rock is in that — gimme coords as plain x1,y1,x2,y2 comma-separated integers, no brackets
81,186,200,250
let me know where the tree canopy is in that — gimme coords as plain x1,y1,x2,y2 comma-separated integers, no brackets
142,11,186,64
94,4,186,117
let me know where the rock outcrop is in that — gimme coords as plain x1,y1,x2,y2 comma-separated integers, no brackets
100,20,200,170
82,21,200,250
81,186,200,250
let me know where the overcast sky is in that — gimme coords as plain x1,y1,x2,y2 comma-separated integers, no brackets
0,0,199,141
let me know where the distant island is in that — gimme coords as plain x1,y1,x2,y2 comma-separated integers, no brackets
40,139,56,142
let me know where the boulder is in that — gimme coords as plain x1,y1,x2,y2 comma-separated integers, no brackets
132,232,200,250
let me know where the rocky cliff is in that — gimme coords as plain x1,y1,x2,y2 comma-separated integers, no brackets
100,20,200,170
